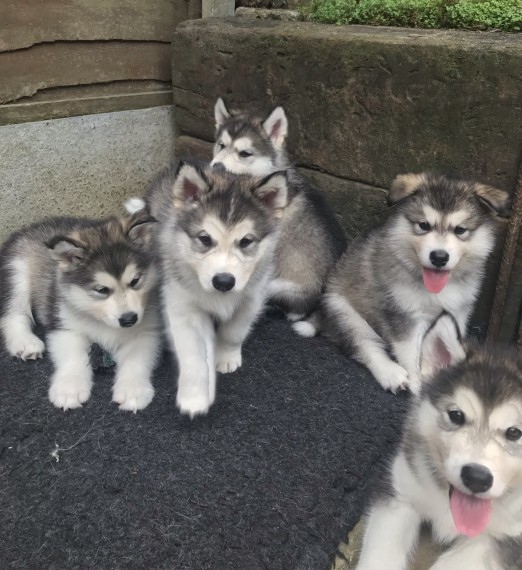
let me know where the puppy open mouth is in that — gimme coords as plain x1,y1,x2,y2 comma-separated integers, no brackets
449,486,492,537
422,268,450,294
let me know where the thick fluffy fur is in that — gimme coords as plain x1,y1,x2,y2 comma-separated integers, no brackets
356,314,522,570
211,97,347,320
146,160,289,417
323,172,509,394
0,212,160,411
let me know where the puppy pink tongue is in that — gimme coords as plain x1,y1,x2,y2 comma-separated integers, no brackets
450,488,492,537
422,268,449,293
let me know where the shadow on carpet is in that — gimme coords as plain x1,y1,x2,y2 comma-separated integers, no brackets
0,310,408,570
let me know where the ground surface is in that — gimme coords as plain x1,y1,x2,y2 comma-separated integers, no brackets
0,310,407,570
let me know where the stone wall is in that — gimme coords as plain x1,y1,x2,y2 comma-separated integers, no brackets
171,19,522,336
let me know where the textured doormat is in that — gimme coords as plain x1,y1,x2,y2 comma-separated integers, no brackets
0,310,407,570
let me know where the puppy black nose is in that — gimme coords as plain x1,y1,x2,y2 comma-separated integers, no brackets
461,464,493,494
429,249,450,268
212,273,235,292
212,162,225,171
119,312,138,328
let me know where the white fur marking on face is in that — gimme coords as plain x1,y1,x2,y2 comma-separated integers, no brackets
234,137,254,152
449,387,484,424
94,272,119,290
446,211,472,229
221,130,232,146
489,401,522,432
121,264,139,286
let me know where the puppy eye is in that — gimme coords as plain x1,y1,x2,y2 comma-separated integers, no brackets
238,150,252,159
417,221,431,232
218,142,225,150
454,226,468,236
129,275,141,288
506,427,522,442
239,236,254,249
448,409,465,426
94,286,111,297
198,234,212,248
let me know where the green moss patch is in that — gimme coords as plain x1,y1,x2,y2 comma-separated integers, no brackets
308,0,522,31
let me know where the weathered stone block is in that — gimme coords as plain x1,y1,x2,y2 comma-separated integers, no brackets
172,20,522,193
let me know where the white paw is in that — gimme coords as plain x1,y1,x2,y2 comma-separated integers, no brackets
286,312,305,323
113,379,154,412
176,390,210,418
6,333,45,361
49,375,92,410
292,320,317,338
374,362,410,394
215,345,242,374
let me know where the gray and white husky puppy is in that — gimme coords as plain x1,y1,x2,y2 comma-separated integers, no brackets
322,172,509,394
356,313,522,570
0,211,160,411
145,159,289,417
211,97,347,322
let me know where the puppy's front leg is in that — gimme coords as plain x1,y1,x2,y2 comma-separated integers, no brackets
356,498,421,570
391,321,429,395
112,328,159,412
47,330,92,410
215,292,266,374
429,535,499,570
165,302,215,418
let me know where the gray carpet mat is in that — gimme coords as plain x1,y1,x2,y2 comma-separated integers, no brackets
0,310,407,570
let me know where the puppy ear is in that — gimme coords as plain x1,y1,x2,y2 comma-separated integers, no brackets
262,106,288,149
46,236,86,271
172,161,210,208
252,171,288,216
474,183,510,216
420,313,466,379
215,97,231,129
388,173,425,205
125,211,157,247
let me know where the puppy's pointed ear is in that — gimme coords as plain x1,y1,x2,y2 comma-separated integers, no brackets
420,313,466,379
262,106,288,149
172,161,210,208
46,236,86,271
388,173,425,205
474,183,510,217
125,211,157,247
215,97,231,129
252,171,288,216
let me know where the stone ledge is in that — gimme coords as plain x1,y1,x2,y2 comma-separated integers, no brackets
172,19,522,192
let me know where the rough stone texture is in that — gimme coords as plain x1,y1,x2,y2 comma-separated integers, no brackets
175,134,387,239
0,106,175,242
235,7,302,20
172,20,522,193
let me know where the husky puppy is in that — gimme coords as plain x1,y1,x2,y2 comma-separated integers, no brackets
322,172,509,394
146,160,289,417
0,211,159,411
356,313,522,570
210,97,347,322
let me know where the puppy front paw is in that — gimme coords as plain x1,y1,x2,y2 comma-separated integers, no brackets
215,344,242,374
176,390,210,418
49,374,92,410
7,333,45,361
113,379,154,412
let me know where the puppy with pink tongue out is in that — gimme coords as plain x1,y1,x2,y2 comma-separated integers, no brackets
356,314,522,570
323,172,508,394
